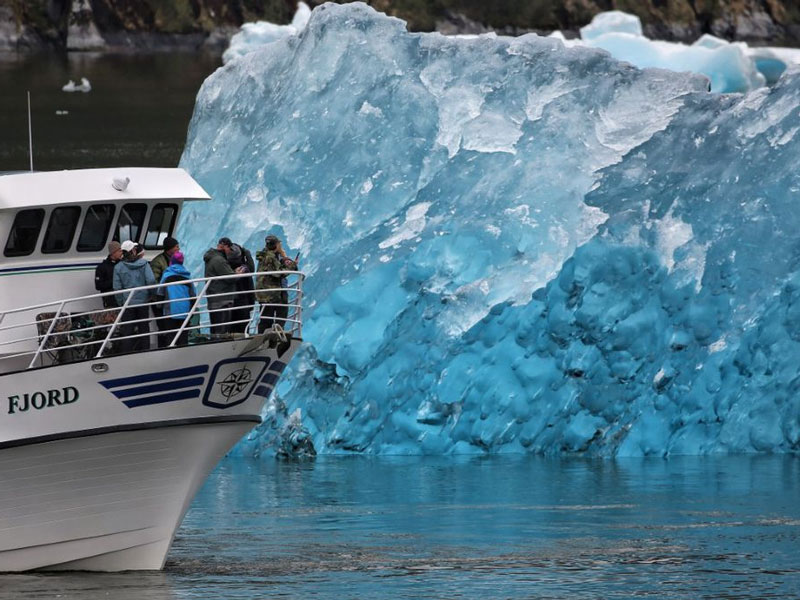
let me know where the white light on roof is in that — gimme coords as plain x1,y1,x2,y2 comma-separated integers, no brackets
112,176,130,192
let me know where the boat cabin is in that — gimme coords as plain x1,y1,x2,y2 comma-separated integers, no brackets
0,167,210,312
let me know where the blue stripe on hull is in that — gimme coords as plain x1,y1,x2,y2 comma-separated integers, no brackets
261,372,279,386
100,365,209,389
253,385,272,398
268,361,288,374
112,377,206,399
122,388,202,408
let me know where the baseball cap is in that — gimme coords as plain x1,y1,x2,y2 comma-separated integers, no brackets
120,240,137,253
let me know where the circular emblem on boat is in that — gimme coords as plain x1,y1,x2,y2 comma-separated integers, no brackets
203,357,271,409
217,367,253,400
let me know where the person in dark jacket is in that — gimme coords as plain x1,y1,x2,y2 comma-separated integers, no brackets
94,240,122,309
227,241,256,334
150,236,180,348
256,234,298,334
158,251,196,347
113,240,156,353
203,238,236,336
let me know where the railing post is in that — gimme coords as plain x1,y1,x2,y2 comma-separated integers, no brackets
96,290,135,358
169,279,211,348
289,274,303,337
28,300,67,369
296,274,304,338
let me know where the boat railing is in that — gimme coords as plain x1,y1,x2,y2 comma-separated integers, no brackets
0,270,304,372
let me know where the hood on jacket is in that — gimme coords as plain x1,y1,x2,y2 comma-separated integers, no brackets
120,258,149,270
163,263,191,279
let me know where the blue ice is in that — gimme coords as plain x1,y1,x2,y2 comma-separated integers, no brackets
562,10,765,93
179,3,800,457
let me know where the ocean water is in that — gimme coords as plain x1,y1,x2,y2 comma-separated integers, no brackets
1,455,798,599
0,53,218,172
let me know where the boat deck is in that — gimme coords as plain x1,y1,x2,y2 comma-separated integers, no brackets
0,270,304,374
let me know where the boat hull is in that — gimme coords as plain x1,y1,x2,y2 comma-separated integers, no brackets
0,336,298,572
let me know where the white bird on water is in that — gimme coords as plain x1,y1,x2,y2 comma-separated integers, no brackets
62,77,91,93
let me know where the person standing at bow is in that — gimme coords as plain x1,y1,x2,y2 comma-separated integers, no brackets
226,240,256,334
159,251,196,347
113,241,156,353
203,237,236,337
255,235,298,334
150,237,180,348
94,240,123,309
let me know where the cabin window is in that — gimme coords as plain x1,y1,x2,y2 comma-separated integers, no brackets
113,203,147,244
144,203,178,249
77,204,116,252
4,209,45,257
42,206,82,254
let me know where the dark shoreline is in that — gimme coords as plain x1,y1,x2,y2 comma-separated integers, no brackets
3,0,800,54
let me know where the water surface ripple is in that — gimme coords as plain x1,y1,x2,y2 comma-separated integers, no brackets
1,455,798,598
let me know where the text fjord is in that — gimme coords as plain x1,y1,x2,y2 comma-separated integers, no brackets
8,387,79,414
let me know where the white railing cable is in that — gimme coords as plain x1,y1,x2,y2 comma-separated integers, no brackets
0,271,304,370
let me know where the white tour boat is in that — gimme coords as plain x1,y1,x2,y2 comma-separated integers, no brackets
0,167,304,571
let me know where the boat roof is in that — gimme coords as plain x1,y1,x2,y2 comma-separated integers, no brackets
0,167,210,210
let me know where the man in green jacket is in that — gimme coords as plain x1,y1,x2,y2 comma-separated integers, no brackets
150,237,180,347
204,238,236,336
256,234,298,334
150,237,180,282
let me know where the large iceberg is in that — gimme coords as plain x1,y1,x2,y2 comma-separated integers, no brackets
221,2,311,64
179,3,800,457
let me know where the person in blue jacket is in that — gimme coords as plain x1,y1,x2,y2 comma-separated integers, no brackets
158,251,196,347
113,240,156,353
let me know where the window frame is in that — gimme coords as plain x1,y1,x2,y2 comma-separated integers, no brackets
4,208,46,258
76,203,117,253
112,203,149,245
143,202,179,250
41,206,83,255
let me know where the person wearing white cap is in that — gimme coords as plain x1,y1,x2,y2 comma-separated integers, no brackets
113,240,156,353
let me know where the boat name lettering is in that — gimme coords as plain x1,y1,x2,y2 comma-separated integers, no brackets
8,387,79,414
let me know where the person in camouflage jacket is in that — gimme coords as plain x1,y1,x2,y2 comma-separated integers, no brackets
256,235,298,334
